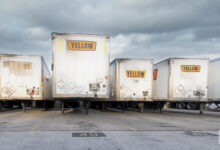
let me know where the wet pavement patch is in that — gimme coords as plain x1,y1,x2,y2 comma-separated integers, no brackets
185,131,218,137
72,132,106,137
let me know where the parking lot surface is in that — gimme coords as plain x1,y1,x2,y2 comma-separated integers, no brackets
0,108,219,150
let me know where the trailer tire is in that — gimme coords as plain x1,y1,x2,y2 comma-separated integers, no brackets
177,103,186,109
186,103,196,110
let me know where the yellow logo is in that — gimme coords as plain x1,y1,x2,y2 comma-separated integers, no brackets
4,61,32,69
181,65,200,72
126,70,146,78
67,41,96,51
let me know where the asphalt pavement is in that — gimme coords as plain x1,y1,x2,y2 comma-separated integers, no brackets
0,108,219,150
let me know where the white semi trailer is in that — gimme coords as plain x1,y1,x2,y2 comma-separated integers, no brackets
110,58,153,101
109,58,155,112
153,58,209,113
0,54,52,111
51,33,110,113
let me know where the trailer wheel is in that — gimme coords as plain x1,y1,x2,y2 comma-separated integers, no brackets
186,103,196,110
177,103,186,109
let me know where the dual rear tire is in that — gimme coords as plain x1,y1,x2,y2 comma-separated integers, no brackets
176,102,198,110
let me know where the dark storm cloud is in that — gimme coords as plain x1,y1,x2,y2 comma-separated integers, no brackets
0,0,220,66
2,0,220,34
110,31,220,62
194,26,220,40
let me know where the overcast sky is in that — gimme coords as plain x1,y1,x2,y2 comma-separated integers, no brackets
0,0,220,67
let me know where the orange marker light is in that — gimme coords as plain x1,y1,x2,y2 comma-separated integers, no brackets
153,69,158,80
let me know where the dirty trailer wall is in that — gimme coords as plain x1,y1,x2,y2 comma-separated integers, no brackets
0,54,52,100
52,33,110,99
153,58,209,102
110,58,153,101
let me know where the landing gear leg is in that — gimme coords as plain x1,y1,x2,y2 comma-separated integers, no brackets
122,102,126,112
84,101,89,115
159,102,164,113
43,101,46,111
21,101,26,112
61,101,64,114
139,103,144,113
199,103,204,115
102,102,106,112
32,101,36,108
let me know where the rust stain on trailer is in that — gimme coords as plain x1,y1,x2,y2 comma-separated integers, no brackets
56,38,65,51
103,42,108,54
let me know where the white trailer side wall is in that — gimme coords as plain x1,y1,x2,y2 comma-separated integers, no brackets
208,58,220,101
52,33,110,98
153,60,169,100
42,58,52,100
109,61,116,98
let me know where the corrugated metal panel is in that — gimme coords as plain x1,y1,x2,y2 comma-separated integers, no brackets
153,59,169,100
42,57,52,100
208,58,220,101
